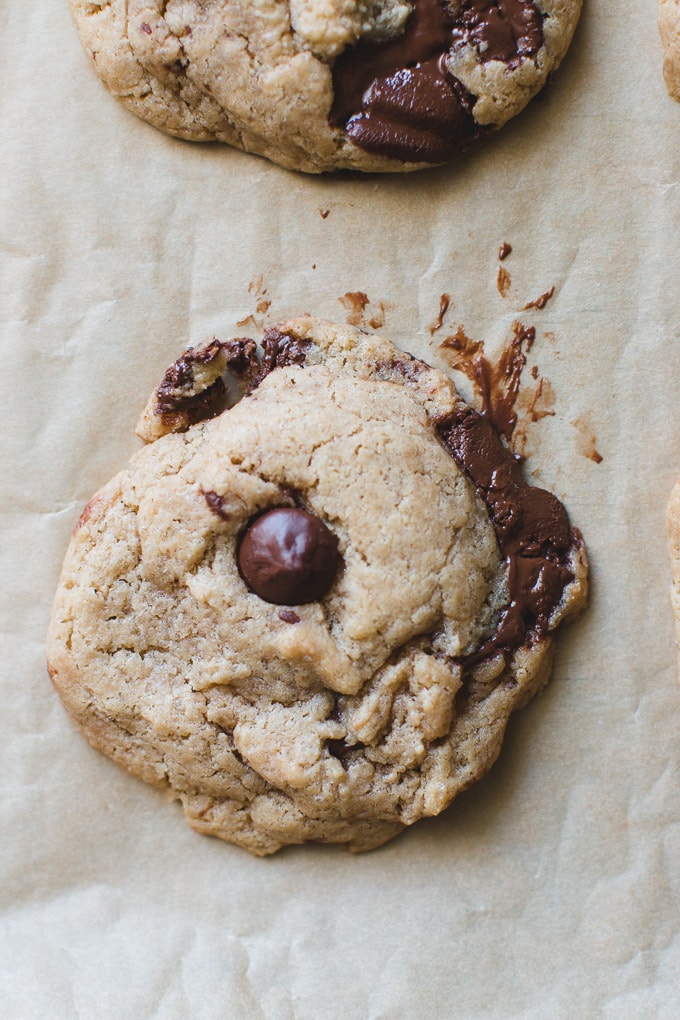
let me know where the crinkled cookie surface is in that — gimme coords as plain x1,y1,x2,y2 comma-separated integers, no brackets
47,317,587,854
69,0,583,172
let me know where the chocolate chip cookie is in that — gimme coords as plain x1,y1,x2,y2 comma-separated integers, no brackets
47,317,587,854
660,0,680,100
69,1,583,172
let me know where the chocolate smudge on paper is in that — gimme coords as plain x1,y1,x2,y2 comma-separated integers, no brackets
339,291,387,329
440,320,552,456
497,265,511,297
571,413,603,464
524,286,555,311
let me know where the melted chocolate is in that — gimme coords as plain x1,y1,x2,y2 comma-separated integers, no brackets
524,286,555,310
259,328,312,378
440,321,535,443
330,0,544,162
438,405,574,658
238,508,339,606
450,0,544,65
155,338,258,428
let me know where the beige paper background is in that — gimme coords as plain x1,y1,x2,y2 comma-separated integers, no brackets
2,1,680,1016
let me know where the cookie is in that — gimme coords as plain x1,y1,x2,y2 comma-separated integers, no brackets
47,317,587,854
667,480,680,673
660,0,680,100
69,0,583,173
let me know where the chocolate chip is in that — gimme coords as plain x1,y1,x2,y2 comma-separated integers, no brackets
238,508,339,605
330,0,544,163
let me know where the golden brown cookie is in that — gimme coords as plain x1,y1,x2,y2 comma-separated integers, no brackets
69,0,583,172
47,317,587,854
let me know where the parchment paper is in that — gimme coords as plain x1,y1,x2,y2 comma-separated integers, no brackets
2,2,680,1016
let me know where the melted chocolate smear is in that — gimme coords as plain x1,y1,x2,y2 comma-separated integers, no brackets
330,0,543,162
438,406,574,659
450,0,544,65
440,321,536,445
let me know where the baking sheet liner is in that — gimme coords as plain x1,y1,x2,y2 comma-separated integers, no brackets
2,1,680,1015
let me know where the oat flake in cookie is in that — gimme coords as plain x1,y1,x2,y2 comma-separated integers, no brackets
47,317,587,855
69,1,583,173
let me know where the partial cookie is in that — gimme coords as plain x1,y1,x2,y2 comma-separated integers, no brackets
660,0,680,100
47,317,587,854
667,479,680,674
69,1,583,173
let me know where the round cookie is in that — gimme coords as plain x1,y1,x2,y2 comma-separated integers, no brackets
69,0,583,173
47,317,587,855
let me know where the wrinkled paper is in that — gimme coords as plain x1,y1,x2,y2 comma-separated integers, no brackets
1,1,680,1016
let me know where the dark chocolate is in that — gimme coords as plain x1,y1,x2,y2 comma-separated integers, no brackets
325,737,366,765
238,508,339,605
259,329,312,379
440,321,535,444
330,0,544,163
438,405,574,658
450,0,544,65
155,338,258,429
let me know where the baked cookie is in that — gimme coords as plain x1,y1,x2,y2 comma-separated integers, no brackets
667,479,680,673
47,317,587,854
660,0,680,100
69,0,583,173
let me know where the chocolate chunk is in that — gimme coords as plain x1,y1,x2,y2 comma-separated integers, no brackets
438,405,574,659
330,0,544,163
260,329,312,378
450,0,544,67
331,0,479,162
238,508,339,605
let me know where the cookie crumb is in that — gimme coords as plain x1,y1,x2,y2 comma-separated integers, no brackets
238,277,272,329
